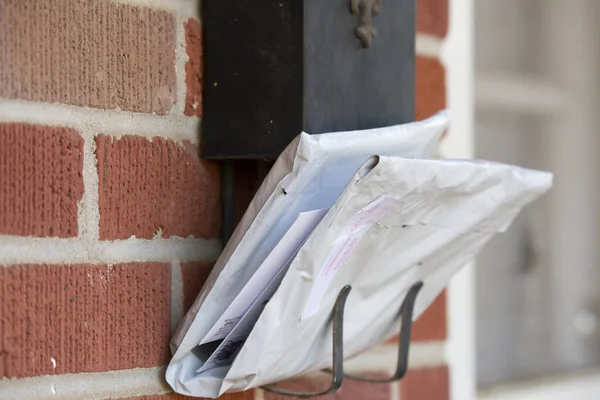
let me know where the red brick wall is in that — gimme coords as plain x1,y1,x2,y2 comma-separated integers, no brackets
0,0,448,399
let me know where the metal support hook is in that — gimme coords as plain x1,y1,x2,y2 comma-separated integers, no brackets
261,285,352,398
343,281,423,383
260,281,423,397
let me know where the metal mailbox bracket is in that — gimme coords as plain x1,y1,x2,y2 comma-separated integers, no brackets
260,281,424,398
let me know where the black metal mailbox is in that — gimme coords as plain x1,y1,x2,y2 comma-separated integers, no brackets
202,0,415,159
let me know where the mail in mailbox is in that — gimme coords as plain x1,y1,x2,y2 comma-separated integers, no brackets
166,111,553,398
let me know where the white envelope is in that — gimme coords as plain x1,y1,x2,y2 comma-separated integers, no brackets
199,208,329,348
195,208,328,374
166,111,552,398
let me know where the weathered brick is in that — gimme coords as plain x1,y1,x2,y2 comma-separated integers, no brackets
0,0,176,114
417,0,449,37
416,57,446,121
263,375,390,400
184,18,203,117
0,123,83,238
180,262,213,313
0,263,171,378
400,366,449,400
118,391,254,400
412,290,446,341
96,135,221,240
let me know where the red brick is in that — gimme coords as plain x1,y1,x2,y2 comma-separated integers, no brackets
412,290,447,341
417,0,449,37
96,135,221,240
180,262,213,313
416,57,446,121
400,366,449,400
0,0,176,114
0,263,171,378
184,18,203,117
263,375,390,400
0,123,84,238
117,391,254,400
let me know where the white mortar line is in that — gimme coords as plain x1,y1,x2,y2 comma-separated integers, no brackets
79,130,101,242
0,236,221,266
392,380,401,400
409,340,447,368
111,0,198,18
0,367,170,400
171,260,184,336
0,100,200,145
254,388,266,400
416,33,443,59
172,15,191,117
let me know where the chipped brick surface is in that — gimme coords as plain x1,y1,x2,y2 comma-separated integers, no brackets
0,0,176,114
0,263,171,379
417,0,449,37
184,18,203,117
416,56,446,121
0,123,84,237
96,135,221,240
180,262,213,313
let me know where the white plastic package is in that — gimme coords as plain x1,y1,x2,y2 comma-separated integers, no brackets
166,111,552,398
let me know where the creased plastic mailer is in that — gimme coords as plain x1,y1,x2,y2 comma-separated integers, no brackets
168,148,552,398
217,157,551,395
166,112,450,396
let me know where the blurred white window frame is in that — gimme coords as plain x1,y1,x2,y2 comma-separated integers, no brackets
440,0,476,399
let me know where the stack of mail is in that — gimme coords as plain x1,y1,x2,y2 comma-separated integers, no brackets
166,111,553,398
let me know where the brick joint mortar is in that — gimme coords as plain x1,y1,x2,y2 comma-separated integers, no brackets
172,16,191,116
0,236,221,266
